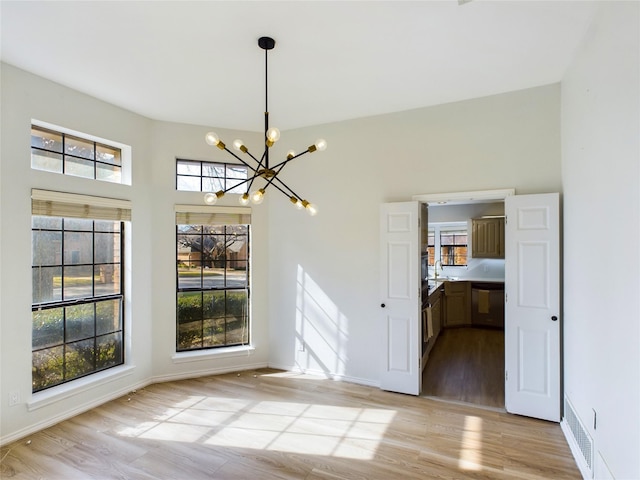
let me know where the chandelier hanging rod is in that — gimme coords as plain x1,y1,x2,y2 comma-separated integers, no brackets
203,36,327,215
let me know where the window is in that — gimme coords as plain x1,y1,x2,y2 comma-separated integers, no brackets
176,208,251,351
440,230,468,266
31,125,122,183
426,230,435,266
31,216,125,392
177,159,248,193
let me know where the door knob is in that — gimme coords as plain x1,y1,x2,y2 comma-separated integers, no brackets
381,303,386,308
551,315,558,321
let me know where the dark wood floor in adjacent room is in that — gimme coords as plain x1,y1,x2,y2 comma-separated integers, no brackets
0,367,580,479
422,327,505,409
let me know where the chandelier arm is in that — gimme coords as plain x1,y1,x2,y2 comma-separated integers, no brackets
269,149,312,171
217,172,262,194
237,148,262,165
221,146,260,175
269,178,301,201
270,175,305,201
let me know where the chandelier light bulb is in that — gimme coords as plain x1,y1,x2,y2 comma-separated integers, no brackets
286,150,296,160
250,189,265,205
233,139,244,151
205,132,220,146
306,203,319,216
204,192,218,205
204,190,224,205
239,193,250,206
267,127,280,143
314,139,328,151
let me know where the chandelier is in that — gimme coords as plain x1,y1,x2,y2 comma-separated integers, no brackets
203,36,327,216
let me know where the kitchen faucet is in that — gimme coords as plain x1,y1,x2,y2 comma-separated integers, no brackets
434,259,443,279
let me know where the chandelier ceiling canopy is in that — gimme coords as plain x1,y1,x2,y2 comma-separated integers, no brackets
203,36,326,216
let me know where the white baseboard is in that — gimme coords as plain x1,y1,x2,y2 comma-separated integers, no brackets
268,362,379,389
150,362,268,384
1,378,150,446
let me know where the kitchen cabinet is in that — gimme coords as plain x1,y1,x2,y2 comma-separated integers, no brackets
472,217,505,258
444,281,471,327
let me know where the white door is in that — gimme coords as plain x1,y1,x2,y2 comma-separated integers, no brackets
505,193,560,422
379,201,422,395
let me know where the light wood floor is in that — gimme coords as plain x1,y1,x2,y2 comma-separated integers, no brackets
422,327,505,409
1,369,579,479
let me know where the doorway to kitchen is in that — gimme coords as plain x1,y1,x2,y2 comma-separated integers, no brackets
414,189,511,410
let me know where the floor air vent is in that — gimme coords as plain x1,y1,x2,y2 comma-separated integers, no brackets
564,396,593,472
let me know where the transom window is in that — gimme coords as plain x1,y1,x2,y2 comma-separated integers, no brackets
31,216,124,392
176,223,250,351
31,126,122,183
177,159,248,194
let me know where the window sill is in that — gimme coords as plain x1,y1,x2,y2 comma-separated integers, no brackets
171,345,255,364
28,364,135,412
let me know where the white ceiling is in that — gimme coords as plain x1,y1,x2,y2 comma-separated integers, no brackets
0,1,597,132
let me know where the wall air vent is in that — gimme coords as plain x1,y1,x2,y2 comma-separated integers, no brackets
564,396,593,472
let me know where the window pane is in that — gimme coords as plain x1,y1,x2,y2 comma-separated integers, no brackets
227,291,248,344
177,160,201,176
65,136,94,160
203,318,225,347
96,144,121,166
202,163,225,177
226,261,247,287
32,346,64,391
65,339,95,381
64,232,93,264
203,266,225,289
94,265,121,296
33,216,62,230
31,149,63,173
226,179,247,194
96,163,122,183
96,299,121,335
226,165,248,179
32,266,62,303
95,220,120,233
95,232,120,263
32,230,62,266
178,261,202,289
202,177,224,192
176,176,200,192
203,290,226,320
177,292,203,350
31,127,63,152
32,308,64,349
96,332,122,369
65,156,94,179
227,291,248,320
65,303,95,342
63,265,93,299
177,175,201,191
64,218,93,231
